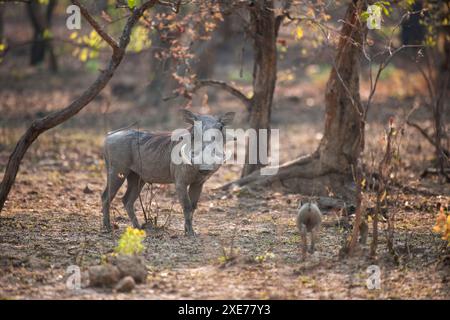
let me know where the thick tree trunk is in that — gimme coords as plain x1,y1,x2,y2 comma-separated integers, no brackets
194,8,238,79
316,0,365,174
434,17,450,182
226,0,366,201
401,2,425,45
0,4,4,45
241,0,278,177
146,35,173,105
27,0,57,72
145,7,180,106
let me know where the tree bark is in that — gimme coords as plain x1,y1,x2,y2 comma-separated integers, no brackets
241,0,278,177
27,0,57,72
434,14,450,182
0,3,4,45
316,0,365,174
225,0,366,201
0,0,158,213
145,6,180,106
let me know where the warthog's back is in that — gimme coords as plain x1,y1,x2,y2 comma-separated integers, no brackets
297,203,322,232
104,129,174,183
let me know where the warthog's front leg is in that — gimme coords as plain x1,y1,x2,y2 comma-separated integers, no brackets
176,183,195,236
188,182,204,210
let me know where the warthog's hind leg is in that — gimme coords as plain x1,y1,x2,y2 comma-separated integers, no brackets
309,229,316,253
122,171,145,229
300,225,307,259
101,167,128,232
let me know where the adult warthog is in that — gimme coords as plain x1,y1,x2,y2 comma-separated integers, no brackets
101,109,235,236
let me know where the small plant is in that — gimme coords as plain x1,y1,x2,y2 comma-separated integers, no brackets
115,227,146,256
433,206,450,246
255,252,275,263
217,247,240,265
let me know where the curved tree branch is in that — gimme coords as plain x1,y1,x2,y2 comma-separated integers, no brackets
0,0,158,212
194,79,252,110
0,0,31,3
407,120,450,157
72,0,119,52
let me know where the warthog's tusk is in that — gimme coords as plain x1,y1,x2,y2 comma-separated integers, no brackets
180,144,193,165
214,152,225,164
223,149,233,162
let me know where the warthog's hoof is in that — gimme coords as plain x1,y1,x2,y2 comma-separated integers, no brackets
184,222,196,237
133,223,143,230
185,229,197,237
102,224,112,233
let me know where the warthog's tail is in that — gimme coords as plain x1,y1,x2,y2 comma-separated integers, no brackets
106,121,139,135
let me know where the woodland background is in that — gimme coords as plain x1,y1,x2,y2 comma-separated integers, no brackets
0,0,448,299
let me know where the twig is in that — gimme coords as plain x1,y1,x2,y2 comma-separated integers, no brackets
72,0,119,51
406,120,450,158
195,79,251,110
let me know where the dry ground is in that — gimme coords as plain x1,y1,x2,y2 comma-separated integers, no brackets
0,21,449,299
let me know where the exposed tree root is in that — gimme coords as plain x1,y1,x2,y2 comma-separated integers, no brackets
222,152,356,202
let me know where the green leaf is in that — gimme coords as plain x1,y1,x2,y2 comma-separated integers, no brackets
43,29,52,40
369,18,379,29
361,11,370,22
127,0,136,9
115,226,146,256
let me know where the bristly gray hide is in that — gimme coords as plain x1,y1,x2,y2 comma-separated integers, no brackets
297,202,322,255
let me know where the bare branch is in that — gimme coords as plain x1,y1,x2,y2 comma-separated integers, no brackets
194,79,252,110
0,0,30,3
72,0,119,51
275,0,292,34
157,0,185,13
406,120,449,157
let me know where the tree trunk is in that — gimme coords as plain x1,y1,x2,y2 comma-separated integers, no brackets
401,1,425,45
145,7,180,106
241,0,278,177
27,0,57,72
226,0,366,202
0,4,4,45
434,14,450,182
315,3,365,174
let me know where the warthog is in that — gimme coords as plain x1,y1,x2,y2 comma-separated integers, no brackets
101,109,235,236
297,201,322,257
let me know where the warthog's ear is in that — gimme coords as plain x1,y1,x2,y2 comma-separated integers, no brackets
180,109,197,124
219,112,235,126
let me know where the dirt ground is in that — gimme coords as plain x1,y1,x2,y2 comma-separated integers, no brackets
0,12,449,299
